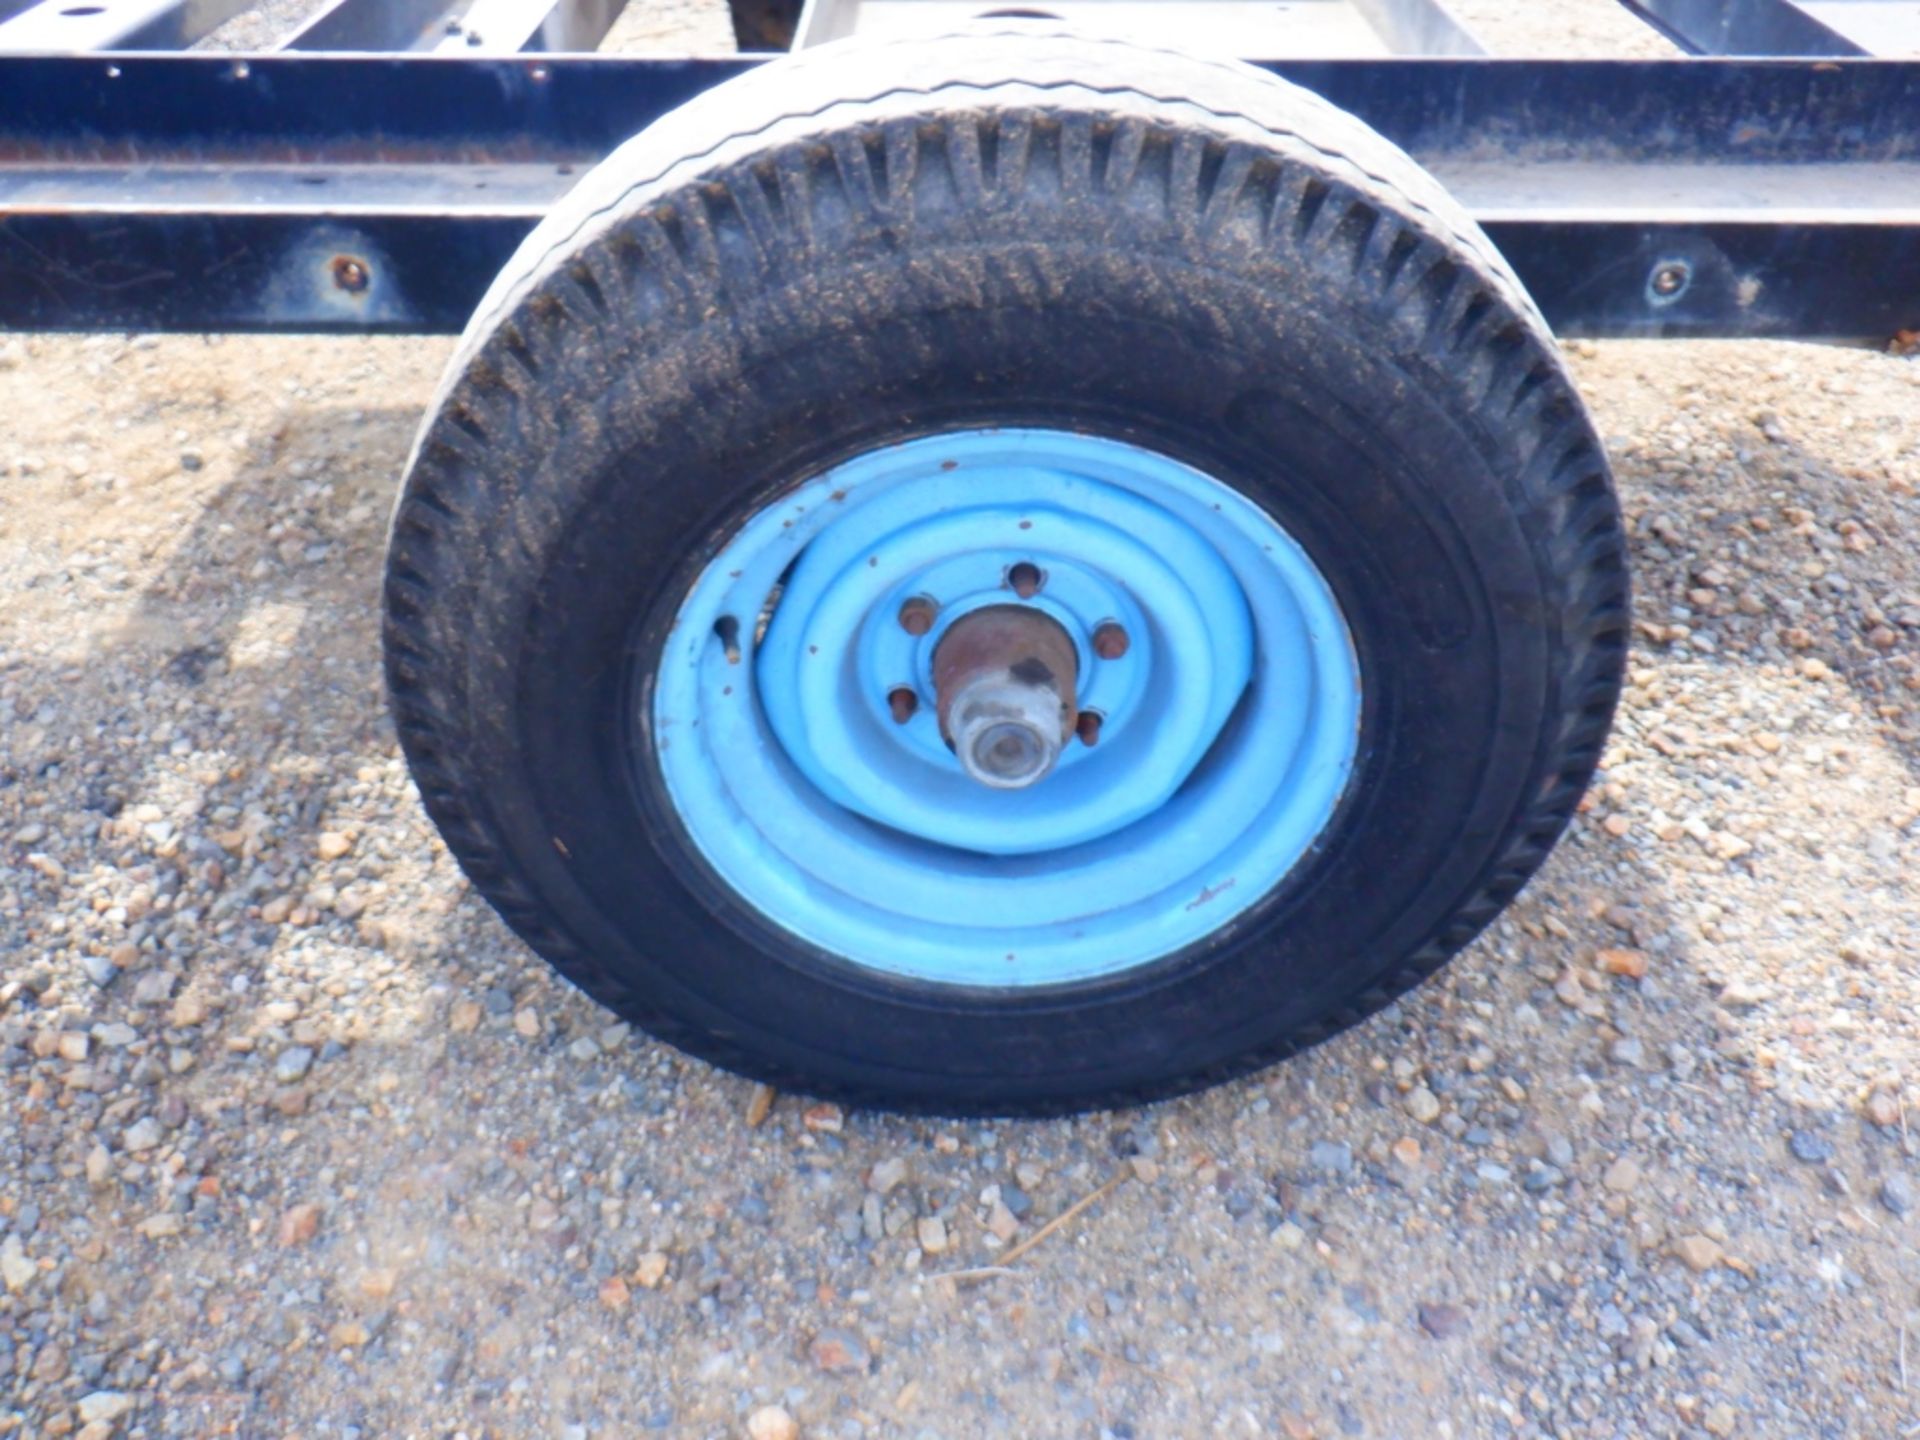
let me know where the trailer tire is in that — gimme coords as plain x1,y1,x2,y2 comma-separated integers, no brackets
384,28,1628,1114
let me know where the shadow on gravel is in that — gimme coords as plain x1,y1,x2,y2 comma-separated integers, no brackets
108,398,419,729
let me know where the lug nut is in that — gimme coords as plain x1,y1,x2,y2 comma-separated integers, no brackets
887,687,919,724
1092,622,1130,660
1075,711,1103,747
1007,562,1042,599
897,596,937,636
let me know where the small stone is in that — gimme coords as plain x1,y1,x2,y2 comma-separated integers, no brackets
79,952,120,988
272,1087,310,1118
259,895,294,925
568,1036,600,1062
85,1144,113,1187
1522,1164,1565,1194
1389,1137,1422,1169
598,1275,630,1309
122,1116,163,1153
1405,1086,1441,1124
0,1234,35,1292
274,1046,315,1083
1703,1402,1737,1436
56,1032,90,1062
513,1007,541,1038
986,1198,1019,1242
1417,1302,1470,1339
131,971,173,1005
1866,1090,1902,1128
1602,1156,1642,1193
1608,1036,1646,1068
868,1158,909,1195
747,1405,800,1440
1308,1140,1353,1176
277,1202,322,1246
76,1393,133,1425
1879,1173,1914,1216
1596,947,1648,979
1788,1130,1834,1164
1672,1234,1723,1272
810,1327,870,1373
1272,1221,1306,1250
744,1082,775,1128
916,1216,949,1255
31,1343,68,1382
448,1000,481,1034
633,1251,669,1288
316,831,354,860
138,1213,184,1239
359,1268,398,1300
802,1103,844,1134
169,994,208,1028
328,1320,369,1349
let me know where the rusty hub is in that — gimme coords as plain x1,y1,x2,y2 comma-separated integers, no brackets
932,604,1079,789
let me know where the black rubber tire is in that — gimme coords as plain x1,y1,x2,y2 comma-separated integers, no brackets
383,28,1628,1115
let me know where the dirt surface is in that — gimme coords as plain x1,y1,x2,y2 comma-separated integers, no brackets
3,4,1918,1440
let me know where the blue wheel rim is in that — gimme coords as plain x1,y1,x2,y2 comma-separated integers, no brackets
651,429,1361,988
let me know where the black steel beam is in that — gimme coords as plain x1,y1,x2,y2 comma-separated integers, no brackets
0,0,255,51
0,55,1916,341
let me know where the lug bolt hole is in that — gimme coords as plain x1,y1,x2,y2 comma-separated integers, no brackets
887,687,919,724
1092,622,1130,660
897,596,938,635
1007,561,1043,599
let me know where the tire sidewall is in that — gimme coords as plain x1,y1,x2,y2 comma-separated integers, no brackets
479,257,1550,1105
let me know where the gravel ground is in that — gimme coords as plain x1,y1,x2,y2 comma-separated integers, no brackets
4,3,1919,1439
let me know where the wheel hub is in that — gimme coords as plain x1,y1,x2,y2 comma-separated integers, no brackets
934,603,1080,790
754,453,1256,855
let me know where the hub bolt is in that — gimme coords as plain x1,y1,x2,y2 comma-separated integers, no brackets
897,596,938,636
887,687,919,724
1007,562,1043,599
1075,711,1104,747
1092,622,1130,660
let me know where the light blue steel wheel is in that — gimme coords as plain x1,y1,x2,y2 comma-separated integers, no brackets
652,429,1361,988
